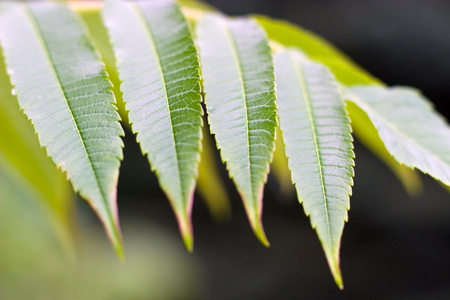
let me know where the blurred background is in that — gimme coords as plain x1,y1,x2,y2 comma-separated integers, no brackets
1,0,450,299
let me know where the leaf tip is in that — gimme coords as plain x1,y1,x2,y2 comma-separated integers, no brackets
106,222,125,260
242,191,270,247
96,207,124,260
183,232,194,253
176,212,194,252
325,250,344,290
251,218,271,247
334,270,344,290
115,243,126,262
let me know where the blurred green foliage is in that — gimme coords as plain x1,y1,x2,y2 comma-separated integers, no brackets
0,168,203,299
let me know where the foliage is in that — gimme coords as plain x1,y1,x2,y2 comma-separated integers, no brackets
1,0,450,289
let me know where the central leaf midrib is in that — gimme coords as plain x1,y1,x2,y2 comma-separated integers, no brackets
24,5,111,210
221,20,255,205
133,3,185,202
291,53,332,247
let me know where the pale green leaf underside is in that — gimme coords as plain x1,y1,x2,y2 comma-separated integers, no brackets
0,2,124,255
196,13,277,246
103,0,203,250
275,50,354,288
349,85,450,187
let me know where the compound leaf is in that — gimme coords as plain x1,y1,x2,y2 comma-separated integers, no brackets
196,13,277,246
0,2,124,257
275,49,354,288
103,0,203,251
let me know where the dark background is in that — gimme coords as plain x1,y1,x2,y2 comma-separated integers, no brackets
115,0,450,299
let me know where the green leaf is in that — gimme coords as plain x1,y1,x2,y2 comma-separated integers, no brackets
103,0,203,251
255,14,421,195
0,2,124,257
196,13,277,246
0,46,75,252
81,4,228,225
271,127,296,199
254,15,378,86
197,125,232,222
275,49,354,289
349,85,450,187
77,7,129,125
345,100,423,195
177,0,216,12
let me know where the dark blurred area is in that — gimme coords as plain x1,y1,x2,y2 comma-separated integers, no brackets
115,0,450,299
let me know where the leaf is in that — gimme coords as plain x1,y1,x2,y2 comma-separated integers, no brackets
103,0,203,251
0,2,124,257
197,125,232,222
81,4,229,225
0,46,75,252
254,15,378,86
349,85,450,187
82,3,231,224
275,49,354,289
196,13,277,246
77,7,129,125
256,14,421,195
345,100,423,195
271,127,296,199
178,0,215,11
